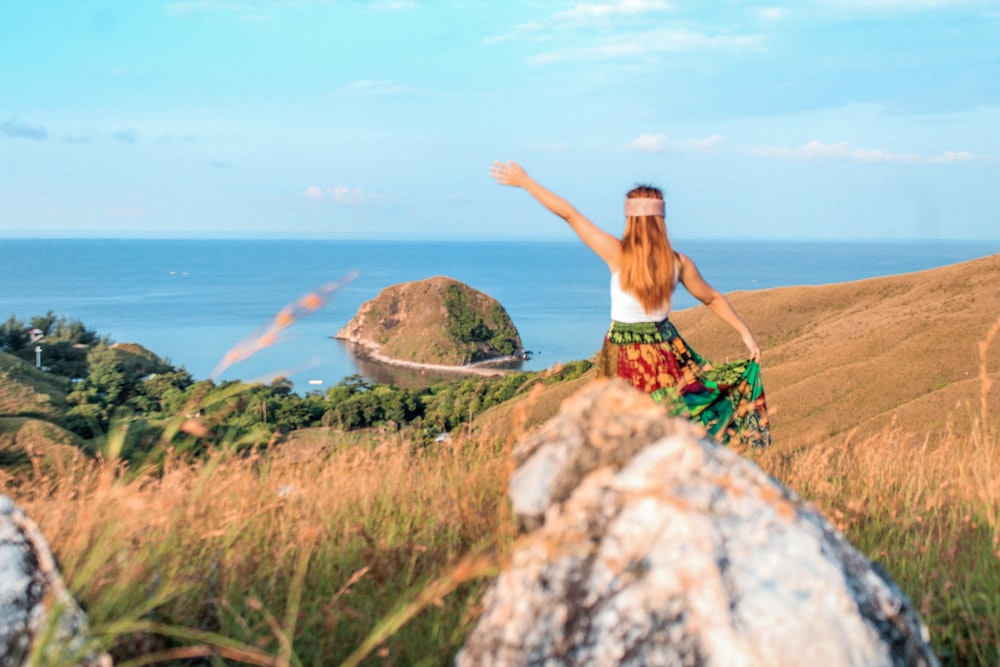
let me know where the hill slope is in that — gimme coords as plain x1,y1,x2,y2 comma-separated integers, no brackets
472,253,1000,451
674,252,1000,449
0,351,69,419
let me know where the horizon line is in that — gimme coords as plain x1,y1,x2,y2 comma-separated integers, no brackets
2,235,1000,244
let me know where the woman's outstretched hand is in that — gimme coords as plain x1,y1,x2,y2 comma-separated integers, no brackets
490,160,530,188
742,332,761,363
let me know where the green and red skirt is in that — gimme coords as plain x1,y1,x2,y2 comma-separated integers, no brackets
597,319,771,450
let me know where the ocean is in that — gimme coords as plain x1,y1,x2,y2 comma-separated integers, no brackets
2,238,998,391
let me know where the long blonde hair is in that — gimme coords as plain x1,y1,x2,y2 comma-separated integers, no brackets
619,185,675,313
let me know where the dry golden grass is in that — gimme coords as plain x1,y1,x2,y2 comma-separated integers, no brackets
754,315,1000,664
757,333,999,544
8,423,518,665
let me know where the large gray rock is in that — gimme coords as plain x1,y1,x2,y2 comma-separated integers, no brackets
0,496,110,667
457,380,938,667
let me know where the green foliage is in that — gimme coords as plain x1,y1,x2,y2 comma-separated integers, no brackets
137,369,195,413
543,359,592,384
442,285,520,362
444,285,489,345
419,371,535,436
486,303,519,356
1,311,582,460
0,314,29,352
1,311,106,378
54,341,190,440
35,341,89,379
323,375,421,431
50,315,103,347
30,311,58,337
66,346,132,433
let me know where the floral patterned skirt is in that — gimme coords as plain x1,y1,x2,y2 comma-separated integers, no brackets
596,319,771,450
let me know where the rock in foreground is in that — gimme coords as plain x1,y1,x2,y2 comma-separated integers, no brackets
457,380,938,667
0,496,110,667
336,276,524,368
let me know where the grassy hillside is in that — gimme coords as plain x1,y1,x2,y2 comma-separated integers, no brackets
471,253,1000,453
0,416,85,479
0,350,69,418
0,352,87,479
672,252,1000,450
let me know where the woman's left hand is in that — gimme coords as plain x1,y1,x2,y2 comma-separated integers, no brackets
742,332,761,363
490,161,530,188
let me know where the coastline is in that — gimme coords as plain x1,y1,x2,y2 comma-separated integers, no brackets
9,240,998,391
336,338,525,377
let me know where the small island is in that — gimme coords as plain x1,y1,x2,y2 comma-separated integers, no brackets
335,276,526,375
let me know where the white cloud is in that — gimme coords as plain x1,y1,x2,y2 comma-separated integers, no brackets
757,7,786,20
372,0,418,9
486,0,674,44
552,0,674,23
626,133,724,153
527,29,763,64
327,185,370,204
329,185,366,204
341,79,420,96
748,140,987,162
305,185,383,204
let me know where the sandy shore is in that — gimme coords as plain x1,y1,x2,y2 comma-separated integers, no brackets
340,339,525,377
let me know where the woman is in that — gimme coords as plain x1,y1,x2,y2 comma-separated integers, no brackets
490,160,770,450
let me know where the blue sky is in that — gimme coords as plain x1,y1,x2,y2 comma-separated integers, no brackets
1,0,998,241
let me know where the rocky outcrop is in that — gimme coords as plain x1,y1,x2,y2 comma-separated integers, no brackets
336,276,524,369
0,496,110,667
457,380,939,667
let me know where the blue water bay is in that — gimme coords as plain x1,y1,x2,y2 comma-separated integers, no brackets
2,238,997,391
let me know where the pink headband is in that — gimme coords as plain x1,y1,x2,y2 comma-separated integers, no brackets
625,197,664,217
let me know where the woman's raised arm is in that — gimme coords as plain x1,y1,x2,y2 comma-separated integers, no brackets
491,161,620,269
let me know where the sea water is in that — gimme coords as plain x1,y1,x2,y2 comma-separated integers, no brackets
1,238,997,391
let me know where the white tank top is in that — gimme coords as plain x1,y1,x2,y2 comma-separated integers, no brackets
610,272,672,323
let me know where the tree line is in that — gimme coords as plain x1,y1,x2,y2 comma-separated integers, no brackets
2,311,591,462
